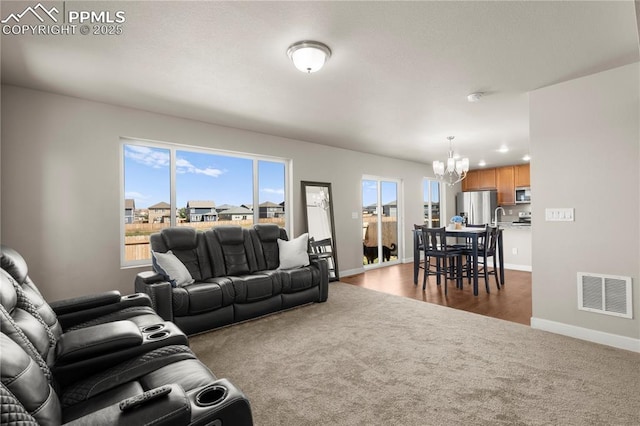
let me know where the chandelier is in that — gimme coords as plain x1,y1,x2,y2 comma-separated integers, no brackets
432,136,469,186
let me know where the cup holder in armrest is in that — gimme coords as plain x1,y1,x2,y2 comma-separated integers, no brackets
195,385,228,407
146,330,171,341
141,324,166,333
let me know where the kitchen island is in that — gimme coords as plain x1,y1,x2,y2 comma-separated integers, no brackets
498,222,532,271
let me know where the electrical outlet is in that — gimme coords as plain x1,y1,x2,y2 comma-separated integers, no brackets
508,210,513,215
512,248,518,255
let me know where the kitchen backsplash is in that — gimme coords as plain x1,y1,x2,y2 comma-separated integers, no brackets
499,204,531,223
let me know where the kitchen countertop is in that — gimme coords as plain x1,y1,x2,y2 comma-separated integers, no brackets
496,221,531,229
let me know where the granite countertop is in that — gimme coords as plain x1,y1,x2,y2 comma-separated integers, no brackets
496,221,531,229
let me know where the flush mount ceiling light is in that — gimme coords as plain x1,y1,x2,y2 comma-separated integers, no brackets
467,92,484,102
522,154,531,161
287,40,331,73
432,136,469,186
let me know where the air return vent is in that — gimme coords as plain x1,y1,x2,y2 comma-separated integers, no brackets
577,272,632,319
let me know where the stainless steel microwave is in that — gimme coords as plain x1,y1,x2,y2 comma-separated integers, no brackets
515,187,531,204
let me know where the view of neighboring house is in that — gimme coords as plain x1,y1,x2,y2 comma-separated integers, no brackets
383,201,397,217
363,204,377,215
258,201,284,219
186,200,218,222
215,204,236,214
124,199,135,224
148,201,172,224
218,206,253,221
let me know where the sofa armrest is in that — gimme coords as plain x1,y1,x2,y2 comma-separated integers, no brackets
64,384,191,426
135,271,174,321
50,291,153,330
53,321,188,387
55,320,143,365
309,256,329,302
50,291,123,315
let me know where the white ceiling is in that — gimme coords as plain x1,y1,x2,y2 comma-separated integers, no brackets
2,1,638,168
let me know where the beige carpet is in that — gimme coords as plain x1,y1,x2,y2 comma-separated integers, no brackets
190,283,640,425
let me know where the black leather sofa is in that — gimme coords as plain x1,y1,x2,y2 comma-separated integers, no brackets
135,224,329,335
0,249,253,425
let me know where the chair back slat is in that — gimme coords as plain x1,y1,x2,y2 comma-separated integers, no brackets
421,227,448,253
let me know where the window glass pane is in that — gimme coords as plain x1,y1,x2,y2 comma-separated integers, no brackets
258,161,285,227
423,179,441,228
176,151,253,229
430,180,440,227
380,181,398,263
362,179,379,265
123,145,171,262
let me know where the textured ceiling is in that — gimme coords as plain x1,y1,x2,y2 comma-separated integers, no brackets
2,0,638,168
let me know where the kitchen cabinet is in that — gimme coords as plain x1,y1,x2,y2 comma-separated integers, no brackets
462,170,479,191
478,168,496,189
515,164,530,187
462,169,495,191
496,166,515,205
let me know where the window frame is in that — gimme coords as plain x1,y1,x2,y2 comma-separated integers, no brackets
120,137,291,268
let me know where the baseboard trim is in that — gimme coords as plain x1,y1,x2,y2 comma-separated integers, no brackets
531,317,640,353
504,263,532,272
339,267,365,278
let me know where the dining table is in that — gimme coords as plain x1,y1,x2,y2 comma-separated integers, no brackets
412,226,504,296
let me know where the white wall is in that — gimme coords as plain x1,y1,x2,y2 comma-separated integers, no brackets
529,62,639,345
1,85,436,300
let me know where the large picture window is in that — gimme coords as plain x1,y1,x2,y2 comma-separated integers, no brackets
122,139,289,266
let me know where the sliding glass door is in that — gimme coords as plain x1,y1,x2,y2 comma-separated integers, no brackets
362,176,401,267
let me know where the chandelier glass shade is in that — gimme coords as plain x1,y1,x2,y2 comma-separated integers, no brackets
432,136,469,186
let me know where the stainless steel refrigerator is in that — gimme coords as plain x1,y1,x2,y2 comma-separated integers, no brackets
456,190,497,225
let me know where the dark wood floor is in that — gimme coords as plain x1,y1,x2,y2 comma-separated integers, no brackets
341,262,532,325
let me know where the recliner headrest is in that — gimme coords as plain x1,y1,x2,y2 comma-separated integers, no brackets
0,270,18,313
160,227,198,250
214,226,244,244
0,246,29,284
253,224,280,242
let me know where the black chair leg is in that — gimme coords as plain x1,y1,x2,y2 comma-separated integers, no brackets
493,255,501,290
422,258,429,290
484,256,491,294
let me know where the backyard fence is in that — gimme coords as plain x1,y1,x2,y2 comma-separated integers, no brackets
124,218,285,262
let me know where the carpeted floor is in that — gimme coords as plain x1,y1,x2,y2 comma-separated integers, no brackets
190,283,640,425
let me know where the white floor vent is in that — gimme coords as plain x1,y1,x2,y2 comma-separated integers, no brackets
577,272,632,319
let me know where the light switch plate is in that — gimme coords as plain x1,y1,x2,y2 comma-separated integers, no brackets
545,208,574,221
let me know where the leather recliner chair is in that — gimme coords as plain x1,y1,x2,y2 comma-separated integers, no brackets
1,245,163,333
0,269,253,425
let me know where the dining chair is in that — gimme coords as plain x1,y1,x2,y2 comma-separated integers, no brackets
460,225,500,292
420,226,463,295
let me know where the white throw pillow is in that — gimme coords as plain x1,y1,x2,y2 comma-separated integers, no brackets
151,250,194,287
278,233,310,270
